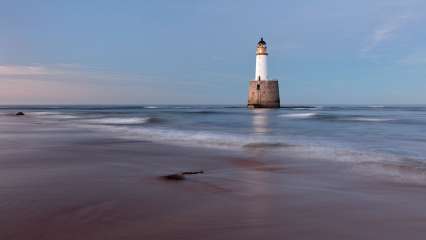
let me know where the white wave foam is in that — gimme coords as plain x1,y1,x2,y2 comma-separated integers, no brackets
30,111,63,115
368,105,385,108
174,106,192,109
85,117,150,125
30,112,78,119
77,123,409,165
280,113,318,118
74,121,426,186
79,123,274,149
49,115,78,119
130,128,252,147
144,106,158,109
346,117,394,122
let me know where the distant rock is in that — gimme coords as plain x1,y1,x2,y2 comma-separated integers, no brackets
15,112,25,116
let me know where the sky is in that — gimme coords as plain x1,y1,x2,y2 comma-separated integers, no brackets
1,0,426,105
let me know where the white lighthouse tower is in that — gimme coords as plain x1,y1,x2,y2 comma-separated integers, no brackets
247,37,280,108
255,38,268,81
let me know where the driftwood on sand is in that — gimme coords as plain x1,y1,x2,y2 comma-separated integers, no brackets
162,171,204,181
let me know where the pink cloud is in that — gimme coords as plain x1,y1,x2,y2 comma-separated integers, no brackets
0,65,49,76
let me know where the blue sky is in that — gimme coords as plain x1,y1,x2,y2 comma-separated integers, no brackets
1,0,425,104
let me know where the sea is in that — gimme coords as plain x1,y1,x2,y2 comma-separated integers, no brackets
1,105,426,181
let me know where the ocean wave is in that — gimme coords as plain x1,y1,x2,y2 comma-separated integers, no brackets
73,123,420,164
243,142,294,149
144,106,159,109
344,117,395,122
81,123,280,149
280,106,318,110
47,115,79,119
71,121,426,185
292,107,321,110
30,112,79,119
280,112,318,118
368,105,385,108
30,111,63,115
77,123,380,162
129,128,252,147
280,112,396,122
184,110,229,114
174,106,192,109
84,117,151,125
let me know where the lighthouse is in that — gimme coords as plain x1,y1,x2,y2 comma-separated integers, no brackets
247,38,280,108
255,37,268,81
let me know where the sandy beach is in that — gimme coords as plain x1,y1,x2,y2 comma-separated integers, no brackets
0,112,425,240
2,0,426,238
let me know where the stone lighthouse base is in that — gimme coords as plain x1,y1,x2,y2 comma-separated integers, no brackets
247,80,280,108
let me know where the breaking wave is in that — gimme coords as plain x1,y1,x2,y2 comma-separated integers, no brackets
174,106,192,109
84,117,151,125
73,122,426,185
280,112,318,118
280,112,396,122
9,104,426,186
243,142,294,148
29,112,78,119
346,117,394,122
30,111,63,116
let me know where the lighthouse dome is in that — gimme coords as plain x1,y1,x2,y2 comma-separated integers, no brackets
257,38,266,46
256,37,268,55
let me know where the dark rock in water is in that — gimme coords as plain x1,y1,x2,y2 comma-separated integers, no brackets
15,112,25,116
162,170,204,181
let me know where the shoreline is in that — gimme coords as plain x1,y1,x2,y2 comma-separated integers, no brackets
1,115,426,239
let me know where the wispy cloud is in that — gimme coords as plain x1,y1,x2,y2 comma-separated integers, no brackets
0,65,50,76
0,64,184,104
0,64,115,104
362,15,410,53
0,64,147,84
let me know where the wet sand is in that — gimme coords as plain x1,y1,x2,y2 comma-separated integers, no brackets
1,116,426,239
